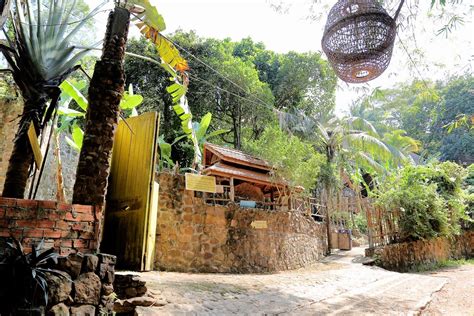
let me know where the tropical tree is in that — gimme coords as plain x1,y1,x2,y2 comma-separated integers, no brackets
0,0,102,198
72,0,191,205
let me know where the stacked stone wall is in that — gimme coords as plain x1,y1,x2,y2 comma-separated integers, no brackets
0,88,22,193
0,197,103,256
370,231,474,272
155,172,327,273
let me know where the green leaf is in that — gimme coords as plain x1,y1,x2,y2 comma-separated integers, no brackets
206,129,230,139
71,124,84,150
196,113,212,141
65,136,80,152
57,107,85,117
120,94,143,110
128,0,166,32
59,80,88,111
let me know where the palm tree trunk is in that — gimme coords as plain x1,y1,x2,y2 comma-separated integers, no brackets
2,98,45,198
72,7,130,206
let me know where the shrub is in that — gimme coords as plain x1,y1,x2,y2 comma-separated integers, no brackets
375,162,467,242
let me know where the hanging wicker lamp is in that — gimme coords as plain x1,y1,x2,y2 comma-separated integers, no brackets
322,0,404,83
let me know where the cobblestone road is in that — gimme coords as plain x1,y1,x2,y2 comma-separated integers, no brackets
131,248,449,315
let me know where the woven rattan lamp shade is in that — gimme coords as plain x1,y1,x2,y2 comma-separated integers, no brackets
322,0,399,83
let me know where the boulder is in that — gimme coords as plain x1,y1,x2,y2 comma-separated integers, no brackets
81,254,99,273
45,271,72,305
70,305,95,316
101,283,114,296
47,303,69,316
57,254,83,279
73,272,101,305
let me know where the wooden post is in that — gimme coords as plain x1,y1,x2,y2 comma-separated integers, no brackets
230,177,235,202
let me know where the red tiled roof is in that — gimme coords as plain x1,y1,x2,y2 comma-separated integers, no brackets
203,143,271,171
202,163,285,187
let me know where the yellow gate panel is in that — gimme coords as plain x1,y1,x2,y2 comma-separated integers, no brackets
102,112,159,271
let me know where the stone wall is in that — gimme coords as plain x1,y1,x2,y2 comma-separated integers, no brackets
0,251,117,315
155,173,327,273
34,134,80,203
0,197,103,256
370,231,474,272
0,84,22,193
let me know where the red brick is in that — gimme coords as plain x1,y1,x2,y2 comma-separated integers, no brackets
16,199,39,209
0,197,17,207
0,230,10,237
6,208,35,219
59,247,75,256
37,200,57,209
36,220,55,229
57,203,72,212
65,212,94,222
0,219,8,228
54,239,73,248
0,208,5,217
72,204,94,214
55,220,71,230
16,220,37,228
72,222,94,232
23,229,61,239
61,230,78,239
79,231,94,239
73,239,89,249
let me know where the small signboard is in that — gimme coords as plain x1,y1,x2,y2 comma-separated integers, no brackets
251,220,268,229
27,123,43,169
185,173,216,193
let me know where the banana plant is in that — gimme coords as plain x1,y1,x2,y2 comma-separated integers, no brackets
173,112,230,150
121,1,204,167
58,80,143,151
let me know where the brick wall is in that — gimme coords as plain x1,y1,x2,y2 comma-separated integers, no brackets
0,197,103,256
155,173,327,273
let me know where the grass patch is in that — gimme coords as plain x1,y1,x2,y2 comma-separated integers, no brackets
410,258,474,272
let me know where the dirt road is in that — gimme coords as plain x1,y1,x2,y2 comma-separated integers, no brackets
128,247,467,315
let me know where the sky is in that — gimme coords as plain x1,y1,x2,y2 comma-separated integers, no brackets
86,0,474,115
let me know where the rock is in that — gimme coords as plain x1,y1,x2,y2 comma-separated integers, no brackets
81,254,99,273
126,296,158,307
102,283,114,296
97,254,116,284
57,254,83,279
70,305,95,316
45,271,72,305
125,287,137,298
73,272,101,305
113,296,165,314
48,303,69,316
136,285,147,296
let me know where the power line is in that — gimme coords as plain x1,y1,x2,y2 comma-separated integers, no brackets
160,33,276,110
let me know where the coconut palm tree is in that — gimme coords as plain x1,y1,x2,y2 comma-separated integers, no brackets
0,0,104,198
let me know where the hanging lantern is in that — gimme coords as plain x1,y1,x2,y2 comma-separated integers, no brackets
322,0,403,83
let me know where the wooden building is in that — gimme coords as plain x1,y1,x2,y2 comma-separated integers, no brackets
201,143,290,209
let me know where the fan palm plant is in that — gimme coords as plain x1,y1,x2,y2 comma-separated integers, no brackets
0,0,103,198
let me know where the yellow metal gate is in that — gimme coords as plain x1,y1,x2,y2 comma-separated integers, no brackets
102,112,159,271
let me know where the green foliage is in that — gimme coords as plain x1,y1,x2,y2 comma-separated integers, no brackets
244,125,324,191
351,76,474,164
375,162,468,242
0,238,67,313
58,80,143,151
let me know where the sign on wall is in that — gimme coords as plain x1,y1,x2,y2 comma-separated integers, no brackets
251,220,268,229
185,173,217,193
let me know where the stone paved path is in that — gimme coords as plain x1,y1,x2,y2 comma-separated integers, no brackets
132,248,449,315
